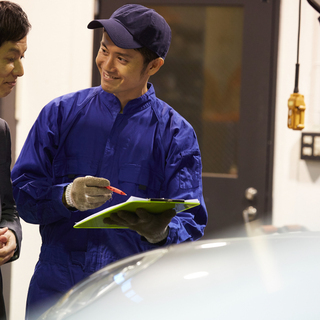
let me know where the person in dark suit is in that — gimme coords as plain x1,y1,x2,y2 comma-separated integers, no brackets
0,2,30,319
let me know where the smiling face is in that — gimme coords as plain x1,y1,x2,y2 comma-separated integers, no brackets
96,32,163,109
0,36,27,98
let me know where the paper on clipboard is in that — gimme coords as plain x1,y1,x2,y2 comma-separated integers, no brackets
74,196,200,229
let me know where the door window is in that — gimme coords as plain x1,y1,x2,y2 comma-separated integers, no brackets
151,6,243,177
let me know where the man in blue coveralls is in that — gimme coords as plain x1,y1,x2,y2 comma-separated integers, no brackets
11,4,208,319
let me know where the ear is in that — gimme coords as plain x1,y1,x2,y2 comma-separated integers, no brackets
147,58,164,76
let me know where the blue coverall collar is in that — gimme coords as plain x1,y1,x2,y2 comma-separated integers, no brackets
98,83,155,114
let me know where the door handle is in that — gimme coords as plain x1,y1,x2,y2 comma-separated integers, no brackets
243,206,257,223
245,187,258,201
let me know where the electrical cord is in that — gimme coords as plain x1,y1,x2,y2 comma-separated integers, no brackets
294,0,302,93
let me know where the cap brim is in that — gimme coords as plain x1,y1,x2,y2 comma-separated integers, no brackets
87,19,143,49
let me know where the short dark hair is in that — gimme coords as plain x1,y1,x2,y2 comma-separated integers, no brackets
0,1,31,47
134,47,159,70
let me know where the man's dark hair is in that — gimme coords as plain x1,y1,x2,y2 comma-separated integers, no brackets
135,46,159,72
0,1,31,47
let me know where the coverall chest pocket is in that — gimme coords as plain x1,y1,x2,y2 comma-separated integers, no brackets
118,164,163,197
53,158,99,184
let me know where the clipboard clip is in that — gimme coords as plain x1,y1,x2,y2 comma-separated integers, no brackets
149,198,185,202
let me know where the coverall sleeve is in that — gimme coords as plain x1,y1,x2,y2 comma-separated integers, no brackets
158,117,208,245
11,104,71,225
0,120,21,261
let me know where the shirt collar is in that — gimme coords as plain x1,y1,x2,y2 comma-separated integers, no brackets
98,83,155,114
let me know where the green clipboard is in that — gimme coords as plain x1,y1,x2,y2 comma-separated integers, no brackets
74,196,200,229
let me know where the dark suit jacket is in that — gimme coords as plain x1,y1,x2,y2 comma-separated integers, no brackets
0,118,21,261
0,118,22,319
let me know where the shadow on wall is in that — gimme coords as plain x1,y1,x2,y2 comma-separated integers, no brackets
305,160,320,182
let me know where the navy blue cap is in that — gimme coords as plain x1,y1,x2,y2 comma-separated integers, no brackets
87,4,171,59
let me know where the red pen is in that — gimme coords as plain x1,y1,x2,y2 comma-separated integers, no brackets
106,186,127,195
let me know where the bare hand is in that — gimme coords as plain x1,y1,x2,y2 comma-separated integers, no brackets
0,228,17,266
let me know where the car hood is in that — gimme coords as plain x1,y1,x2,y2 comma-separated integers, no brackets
40,231,320,320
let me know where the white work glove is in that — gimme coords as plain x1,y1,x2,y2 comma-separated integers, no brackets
64,176,112,211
